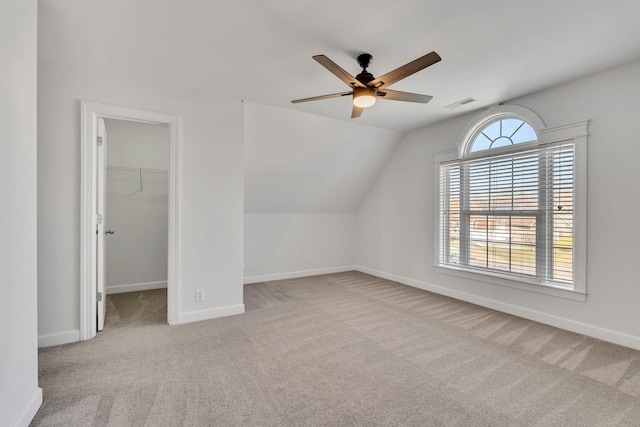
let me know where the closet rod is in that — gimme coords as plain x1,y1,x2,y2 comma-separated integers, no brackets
106,165,168,174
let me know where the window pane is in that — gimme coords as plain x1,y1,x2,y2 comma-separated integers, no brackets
470,215,512,272
441,164,461,265
468,214,537,276
552,145,573,284
467,155,541,212
502,119,524,138
468,118,538,153
469,239,487,268
553,245,573,283
468,163,489,210
470,134,491,152
511,122,537,144
511,243,536,276
449,201,460,264
483,121,501,140
488,243,510,272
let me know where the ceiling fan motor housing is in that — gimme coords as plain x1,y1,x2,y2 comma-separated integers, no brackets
356,53,374,85
356,71,374,85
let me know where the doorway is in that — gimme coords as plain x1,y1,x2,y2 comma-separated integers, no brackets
80,102,180,341
102,118,169,329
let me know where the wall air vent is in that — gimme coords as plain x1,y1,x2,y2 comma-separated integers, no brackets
444,97,475,109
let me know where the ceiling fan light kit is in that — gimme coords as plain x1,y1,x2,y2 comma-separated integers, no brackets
353,87,377,108
292,51,441,118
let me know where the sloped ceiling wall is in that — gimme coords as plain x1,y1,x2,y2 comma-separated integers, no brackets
243,102,403,279
244,102,403,213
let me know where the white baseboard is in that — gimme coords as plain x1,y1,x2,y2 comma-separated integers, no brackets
178,303,245,324
38,329,80,348
355,265,640,351
15,387,42,427
244,265,355,285
107,280,167,294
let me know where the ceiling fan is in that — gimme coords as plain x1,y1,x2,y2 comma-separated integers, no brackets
291,51,441,118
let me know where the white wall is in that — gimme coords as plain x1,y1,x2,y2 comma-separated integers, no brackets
0,1,42,425
244,214,355,282
37,59,244,344
104,119,169,293
356,60,640,349
244,102,402,213
243,103,401,281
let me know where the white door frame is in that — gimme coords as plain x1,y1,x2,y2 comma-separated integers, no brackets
80,101,180,340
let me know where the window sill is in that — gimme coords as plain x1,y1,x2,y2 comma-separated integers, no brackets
434,265,587,302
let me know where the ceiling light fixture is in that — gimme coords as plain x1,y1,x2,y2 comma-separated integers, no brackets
353,87,376,108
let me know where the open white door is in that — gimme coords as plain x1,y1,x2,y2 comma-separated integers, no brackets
96,117,107,331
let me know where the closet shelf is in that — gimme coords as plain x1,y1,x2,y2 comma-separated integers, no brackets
107,165,167,192
107,165,167,174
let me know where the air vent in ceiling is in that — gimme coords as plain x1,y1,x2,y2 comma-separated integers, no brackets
445,97,475,109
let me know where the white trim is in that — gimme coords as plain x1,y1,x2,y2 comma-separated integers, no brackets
38,330,80,347
177,304,245,324
538,120,589,143
15,388,42,427
106,281,168,294
573,132,588,294
243,265,355,285
433,148,458,163
80,101,180,341
355,266,640,351
433,266,586,302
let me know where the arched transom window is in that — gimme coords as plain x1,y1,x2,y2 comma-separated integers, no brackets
469,118,538,153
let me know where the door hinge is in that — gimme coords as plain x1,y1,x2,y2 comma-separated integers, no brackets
97,136,103,146
97,292,103,302
97,214,103,225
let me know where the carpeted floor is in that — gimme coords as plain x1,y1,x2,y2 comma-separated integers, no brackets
32,272,640,426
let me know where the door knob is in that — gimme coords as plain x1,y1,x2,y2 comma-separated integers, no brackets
105,230,115,235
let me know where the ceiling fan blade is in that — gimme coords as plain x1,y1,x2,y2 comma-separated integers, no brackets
313,55,367,88
291,91,352,103
377,89,433,103
351,105,364,119
368,51,441,89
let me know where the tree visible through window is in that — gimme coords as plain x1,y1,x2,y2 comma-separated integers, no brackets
439,116,576,289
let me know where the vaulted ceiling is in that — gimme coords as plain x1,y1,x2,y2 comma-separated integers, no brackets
39,0,640,132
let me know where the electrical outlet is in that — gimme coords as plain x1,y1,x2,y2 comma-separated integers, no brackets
408,264,413,273
307,257,312,266
195,289,205,302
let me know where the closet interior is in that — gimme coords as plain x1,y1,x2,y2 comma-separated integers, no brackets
103,119,170,326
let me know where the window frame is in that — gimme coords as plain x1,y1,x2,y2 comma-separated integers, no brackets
434,106,588,302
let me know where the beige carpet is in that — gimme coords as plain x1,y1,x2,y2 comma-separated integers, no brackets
32,272,640,426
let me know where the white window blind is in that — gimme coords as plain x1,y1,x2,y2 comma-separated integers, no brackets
439,141,575,288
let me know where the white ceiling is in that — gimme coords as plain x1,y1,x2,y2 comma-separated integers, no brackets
38,0,640,132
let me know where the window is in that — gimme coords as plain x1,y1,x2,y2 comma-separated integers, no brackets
435,106,588,300
469,118,537,152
